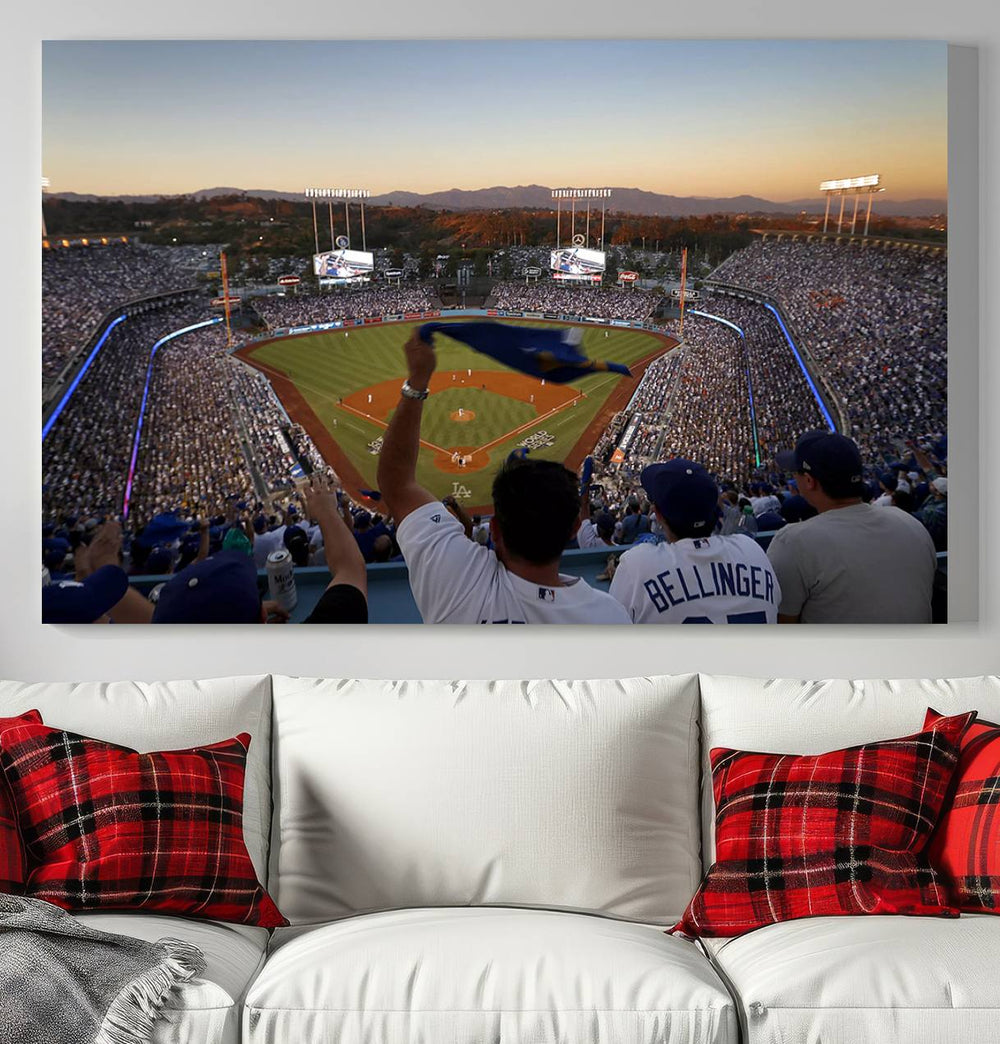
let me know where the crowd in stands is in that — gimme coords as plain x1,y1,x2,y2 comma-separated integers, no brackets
708,238,947,464
42,299,334,528
42,243,213,385
489,281,661,321
41,236,949,625
43,301,214,524
127,321,257,520
252,286,436,329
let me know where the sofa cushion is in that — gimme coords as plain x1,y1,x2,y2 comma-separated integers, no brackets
0,720,285,927
245,907,737,1044
926,709,1000,912
698,675,1000,865
701,914,1000,1043
675,712,970,937
269,676,701,925
75,911,268,1044
0,678,273,887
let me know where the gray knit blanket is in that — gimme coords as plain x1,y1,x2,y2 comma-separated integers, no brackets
0,894,205,1044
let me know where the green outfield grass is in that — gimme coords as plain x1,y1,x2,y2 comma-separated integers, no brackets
243,319,666,507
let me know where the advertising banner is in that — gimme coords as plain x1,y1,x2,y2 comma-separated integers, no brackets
551,271,603,283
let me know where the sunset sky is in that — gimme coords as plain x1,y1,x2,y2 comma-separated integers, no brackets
43,40,947,201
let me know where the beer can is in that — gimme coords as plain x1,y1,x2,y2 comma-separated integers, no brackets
266,548,298,612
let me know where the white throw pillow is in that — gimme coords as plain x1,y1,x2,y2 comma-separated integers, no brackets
269,676,701,925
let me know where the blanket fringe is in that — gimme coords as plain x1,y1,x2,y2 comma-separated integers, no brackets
95,938,206,1044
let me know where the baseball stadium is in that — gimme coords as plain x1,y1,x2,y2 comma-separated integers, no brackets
39,44,948,625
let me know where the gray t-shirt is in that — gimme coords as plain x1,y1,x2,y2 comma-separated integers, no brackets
766,502,937,623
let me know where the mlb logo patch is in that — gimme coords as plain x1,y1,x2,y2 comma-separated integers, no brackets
537,587,556,602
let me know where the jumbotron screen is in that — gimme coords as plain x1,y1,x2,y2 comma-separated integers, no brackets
313,249,375,280
550,246,606,277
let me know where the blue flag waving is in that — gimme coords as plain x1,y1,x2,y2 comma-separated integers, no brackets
418,322,632,384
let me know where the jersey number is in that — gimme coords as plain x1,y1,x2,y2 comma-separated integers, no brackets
682,611,768,624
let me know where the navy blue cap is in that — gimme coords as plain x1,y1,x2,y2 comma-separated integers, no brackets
136,512,190,549
640,459,719,534
780,494,818,524
144,546,174,575
776,431,864,497
42,565,129,624
152,551,261,624
283,524,310,565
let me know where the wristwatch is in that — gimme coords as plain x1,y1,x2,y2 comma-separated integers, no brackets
401,380,429,401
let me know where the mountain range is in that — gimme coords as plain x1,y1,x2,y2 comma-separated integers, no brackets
48,184,947,218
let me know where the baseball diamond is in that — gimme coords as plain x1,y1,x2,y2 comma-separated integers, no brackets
237,319,676,513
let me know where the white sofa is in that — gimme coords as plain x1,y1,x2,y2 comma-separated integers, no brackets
1,674,998,1044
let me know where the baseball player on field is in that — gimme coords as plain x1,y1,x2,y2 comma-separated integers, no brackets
609,459,781,624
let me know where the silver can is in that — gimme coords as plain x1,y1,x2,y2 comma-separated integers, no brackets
266,548,298,612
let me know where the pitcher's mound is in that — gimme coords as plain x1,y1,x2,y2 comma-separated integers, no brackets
450,409,476,423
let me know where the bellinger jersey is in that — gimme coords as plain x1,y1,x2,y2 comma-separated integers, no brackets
395,501,630,624
608,533,781,624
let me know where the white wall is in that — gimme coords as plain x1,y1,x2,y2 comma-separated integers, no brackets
2,2,996,682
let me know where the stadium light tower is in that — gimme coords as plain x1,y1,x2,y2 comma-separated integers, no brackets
819,174,883,236
552,188,612,248
305,188,372,253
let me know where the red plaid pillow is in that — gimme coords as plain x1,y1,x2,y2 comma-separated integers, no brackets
925,708,1000,912
0,711,42,893
0,717,286,927
673,711,973,938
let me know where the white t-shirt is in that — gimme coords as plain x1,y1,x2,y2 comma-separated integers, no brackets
396,501,631,624
576,519,612,549
252,526,286,569
609,534,781,624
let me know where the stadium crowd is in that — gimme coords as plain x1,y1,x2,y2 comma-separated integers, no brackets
252,286,436,329
709,237,947,464
42,242,212,385
489,281,661,321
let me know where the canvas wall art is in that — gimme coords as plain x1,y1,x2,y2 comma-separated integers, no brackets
40,40,948,624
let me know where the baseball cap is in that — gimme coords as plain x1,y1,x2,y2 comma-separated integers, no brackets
144,546,174,575
640,459,720,534
42,565,129,624
776,431,864,498
152,551,261,624
780,494,818,524
136,512,190,549
283,524,311,565
354,510,372,528
931,477,948,496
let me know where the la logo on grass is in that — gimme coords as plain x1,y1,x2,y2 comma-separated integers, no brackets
451,482,472,500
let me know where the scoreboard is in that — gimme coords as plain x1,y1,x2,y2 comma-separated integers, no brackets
313,249,375,283
550,245,606,282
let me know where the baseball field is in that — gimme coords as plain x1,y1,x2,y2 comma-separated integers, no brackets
237,318,676,512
